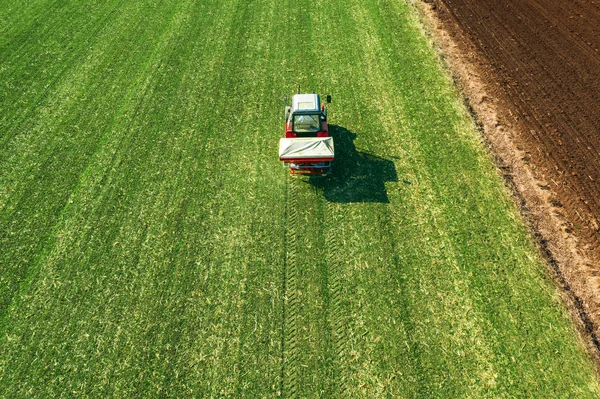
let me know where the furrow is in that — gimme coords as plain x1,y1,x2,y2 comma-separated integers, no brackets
324,201,349,398
281,175,299,399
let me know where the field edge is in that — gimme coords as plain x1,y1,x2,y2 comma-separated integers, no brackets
414,0,600,371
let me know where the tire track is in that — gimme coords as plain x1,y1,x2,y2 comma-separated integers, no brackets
281,176,299,399
324,201,349,398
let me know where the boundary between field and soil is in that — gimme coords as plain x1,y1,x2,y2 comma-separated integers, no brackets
415,0,600,369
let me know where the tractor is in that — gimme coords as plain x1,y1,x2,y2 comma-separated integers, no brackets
278,92,334,175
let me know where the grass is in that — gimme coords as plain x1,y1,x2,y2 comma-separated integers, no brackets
1,0,599,397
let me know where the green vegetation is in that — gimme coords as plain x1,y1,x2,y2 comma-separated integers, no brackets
1,0,599,397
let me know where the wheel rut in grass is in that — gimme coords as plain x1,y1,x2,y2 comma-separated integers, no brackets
280,175,352,396
324,201,350,398
281,176,299,399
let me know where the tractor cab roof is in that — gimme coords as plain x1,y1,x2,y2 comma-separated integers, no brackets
292,93,321,113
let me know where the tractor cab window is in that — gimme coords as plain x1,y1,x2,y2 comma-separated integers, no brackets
292,113,320,133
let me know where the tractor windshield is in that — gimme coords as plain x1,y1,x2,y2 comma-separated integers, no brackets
292,113,320,133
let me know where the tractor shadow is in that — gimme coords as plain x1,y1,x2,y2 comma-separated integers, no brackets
308,125,398,203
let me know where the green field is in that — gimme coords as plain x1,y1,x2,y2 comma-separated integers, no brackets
1,0,599,397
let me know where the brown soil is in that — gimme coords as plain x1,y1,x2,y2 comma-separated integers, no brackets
416,0,600,362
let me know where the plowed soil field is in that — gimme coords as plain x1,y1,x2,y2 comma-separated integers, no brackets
430,0,600,340
435,0,600,247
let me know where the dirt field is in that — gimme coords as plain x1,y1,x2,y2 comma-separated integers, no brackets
423,0,600,352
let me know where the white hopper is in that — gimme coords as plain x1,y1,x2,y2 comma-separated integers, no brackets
278,137,335,161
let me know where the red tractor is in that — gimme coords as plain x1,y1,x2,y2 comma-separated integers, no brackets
278,93,334,175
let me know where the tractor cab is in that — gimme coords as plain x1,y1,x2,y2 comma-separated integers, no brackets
285,93,331,138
